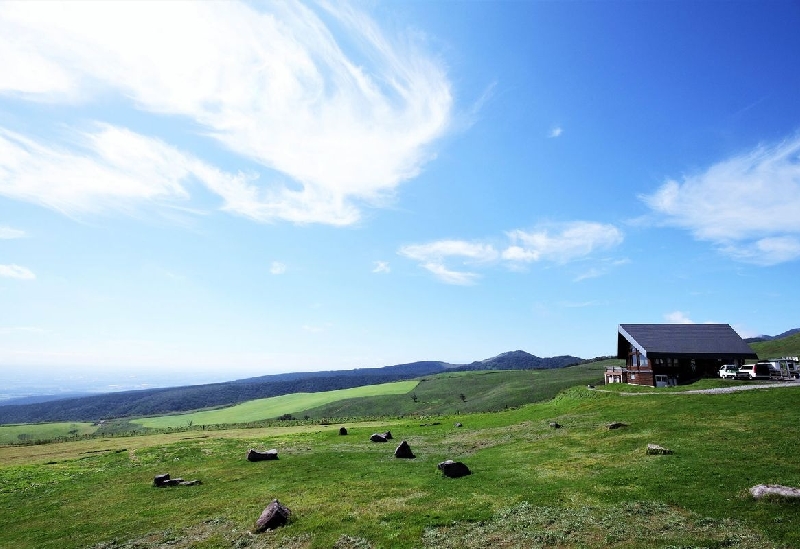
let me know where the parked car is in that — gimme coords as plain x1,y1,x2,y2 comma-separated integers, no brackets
718,364,739,379
735,363,772,380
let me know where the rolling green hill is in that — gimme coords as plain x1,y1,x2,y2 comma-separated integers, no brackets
0,381,798,548
296,360,612,419
750,331,800,359
1,363,611,443
131,381,420,430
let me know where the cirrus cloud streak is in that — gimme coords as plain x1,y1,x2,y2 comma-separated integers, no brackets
0,1,453,225
640,136,800,265
399,221,623,284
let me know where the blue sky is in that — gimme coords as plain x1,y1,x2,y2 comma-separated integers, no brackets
1,1,799,385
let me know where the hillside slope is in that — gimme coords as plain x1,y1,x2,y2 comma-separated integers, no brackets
0,350,582,425
749,331,800,359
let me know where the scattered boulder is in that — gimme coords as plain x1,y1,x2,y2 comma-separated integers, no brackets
646,443,673,455
383,430,393,440
454,422,463,428
370,433,388,443
587,384,595,389
254,499,291,532
339,427,348,436
247,448,278,462
549,422,561,429
607,422,628,430
394,440,416,459
750,484,800,499
438,460,471,478
153,473,201,487
153,473,171,487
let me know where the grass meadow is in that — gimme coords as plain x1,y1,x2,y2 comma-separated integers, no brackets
1,380,799,548
0,421,98,445
130,381,421,430
0,362,610,443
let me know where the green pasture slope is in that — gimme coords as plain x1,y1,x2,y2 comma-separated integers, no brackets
0,422,97,445
297,360,612,418
750,332,800,359
0,365,607,442
1,381,799,548
132,380,420,429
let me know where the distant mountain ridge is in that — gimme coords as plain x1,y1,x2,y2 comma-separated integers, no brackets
744,327,800,344
0,350,583,425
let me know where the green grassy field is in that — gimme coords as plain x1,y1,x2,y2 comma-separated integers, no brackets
0,421,98,445
1,364,609,442
131,381,421,429
1,380,798,549
297,361,612,418
750,332,800,359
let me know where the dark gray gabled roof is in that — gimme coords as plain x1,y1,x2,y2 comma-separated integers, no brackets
617,324,758,359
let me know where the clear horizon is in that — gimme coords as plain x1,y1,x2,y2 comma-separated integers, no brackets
2,2,799,383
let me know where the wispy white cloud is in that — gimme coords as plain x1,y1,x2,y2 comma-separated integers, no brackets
640,135,800,265
398,240,497,285
0,263,35,279
548,126,563,138
400,221,624,284
0,1,453,226
573,258,630,282
270,261,287,275
0,226,26,239
502,222,623,264
664,311,694,324
0,125,254,219
372,261,390,274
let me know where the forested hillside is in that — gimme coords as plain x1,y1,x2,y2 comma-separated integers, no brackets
0,351,583,424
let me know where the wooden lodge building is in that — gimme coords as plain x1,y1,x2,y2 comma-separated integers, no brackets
607,324,758,387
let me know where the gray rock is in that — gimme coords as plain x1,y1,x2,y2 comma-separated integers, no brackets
607,422,628,430
750,484,800,499
254,499,291,532
153,473,171,487
247,448,278,462
153,473,201,487
646,443,673,455
370,433,388,442
339,427,348,435
438,460,471,478
394,440,416,459
549,422,561,429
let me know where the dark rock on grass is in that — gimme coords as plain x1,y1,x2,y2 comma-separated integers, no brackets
438,460,471,478
394,440,416,459
153,473,171,487
153,473,202,487
646,443,673,455
750,484,800,499
370,431,393,442
454,422,463,428
254,499,291,532
339,426,348,435
549,422,561,429
607,422,628,430
247,448,278,462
